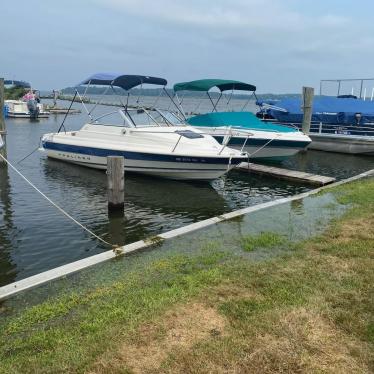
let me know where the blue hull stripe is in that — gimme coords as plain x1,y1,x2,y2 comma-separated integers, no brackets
43,141,245,165
213,136,310,148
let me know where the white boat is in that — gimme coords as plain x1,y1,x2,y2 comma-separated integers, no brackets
173,79,311,161
41,74,247,181
5,100,49,119
186,112,311,161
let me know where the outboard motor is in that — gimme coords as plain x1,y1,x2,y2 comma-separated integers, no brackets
354,112,362,125
27,99,40,119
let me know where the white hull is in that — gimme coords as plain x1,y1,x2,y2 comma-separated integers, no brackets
7,112,50,118
42,148,236,180
5,100,49,119
196,126,311,161
41,124,246,181
308,134,374,155
230,144,304,160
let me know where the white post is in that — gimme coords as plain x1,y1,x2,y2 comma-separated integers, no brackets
363,88,367,101
371,88,374,101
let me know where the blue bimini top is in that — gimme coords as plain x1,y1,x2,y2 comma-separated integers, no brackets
78,73,167,90
187,111,298,133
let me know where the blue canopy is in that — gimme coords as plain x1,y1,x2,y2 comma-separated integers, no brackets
187,112,297,133
260,96,374,124
78,73,167,90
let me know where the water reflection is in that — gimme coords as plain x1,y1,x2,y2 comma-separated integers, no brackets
0,97,372,286
0,166,18,284
283,149,373,180
41,158,229,246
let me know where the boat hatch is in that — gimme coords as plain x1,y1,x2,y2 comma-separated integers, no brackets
174,130,204,139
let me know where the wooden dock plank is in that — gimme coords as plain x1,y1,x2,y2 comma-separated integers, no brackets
237,162,336,186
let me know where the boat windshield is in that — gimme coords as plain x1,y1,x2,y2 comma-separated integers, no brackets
84,107,183,128
120,108,185,127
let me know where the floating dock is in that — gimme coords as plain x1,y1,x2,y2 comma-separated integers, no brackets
47,108,81,114
237,162,336,186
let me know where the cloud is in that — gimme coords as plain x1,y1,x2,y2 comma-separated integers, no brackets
2,0,373,91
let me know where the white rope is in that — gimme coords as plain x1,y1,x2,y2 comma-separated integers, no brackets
0,154,114,248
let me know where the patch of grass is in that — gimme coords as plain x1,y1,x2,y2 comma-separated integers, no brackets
144,235,165,246
241,231,287,251
0,178,373,373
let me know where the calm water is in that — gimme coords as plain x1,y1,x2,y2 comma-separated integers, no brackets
0,97,373,286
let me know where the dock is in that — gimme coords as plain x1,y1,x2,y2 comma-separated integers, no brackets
237,162,336,186
46,107,81,114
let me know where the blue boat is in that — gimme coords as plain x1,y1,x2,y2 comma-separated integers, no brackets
257,96,374,155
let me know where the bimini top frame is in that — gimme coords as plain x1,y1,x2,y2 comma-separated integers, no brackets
320,78,374,99
58,73,177,132
79,73,167,91
173,79,257,117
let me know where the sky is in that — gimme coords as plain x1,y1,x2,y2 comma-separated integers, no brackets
1,0,374,93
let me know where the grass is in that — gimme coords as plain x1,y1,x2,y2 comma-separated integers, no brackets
0,178,373,373
241,231,287,251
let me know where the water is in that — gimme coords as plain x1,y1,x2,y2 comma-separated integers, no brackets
0,97,373,286
1,192,346,313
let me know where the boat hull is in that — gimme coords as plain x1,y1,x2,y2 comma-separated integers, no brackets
7,112,50,119
41,142,244,181
307,134,374,155
214,136,309,160
194,127,310,161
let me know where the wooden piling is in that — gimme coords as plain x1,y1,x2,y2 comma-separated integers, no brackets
0,78,7,164
107,156,125,211
301,86,314,134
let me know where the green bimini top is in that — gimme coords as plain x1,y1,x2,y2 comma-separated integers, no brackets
173,79,256,92
187,112,298,133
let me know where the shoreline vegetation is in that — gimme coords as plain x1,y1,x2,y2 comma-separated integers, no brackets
41,87,304,101
4,87,25,101
0,178,373,373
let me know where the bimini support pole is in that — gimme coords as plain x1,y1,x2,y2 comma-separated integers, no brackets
57,90,78,133
164,88,187,120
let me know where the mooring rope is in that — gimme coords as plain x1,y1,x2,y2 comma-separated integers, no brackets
0,154,115,248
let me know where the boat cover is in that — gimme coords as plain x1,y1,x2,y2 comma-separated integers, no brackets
174,79,256,92
259,97,374,124
4,80,31,88
187,112,297,133
79,73,167,90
